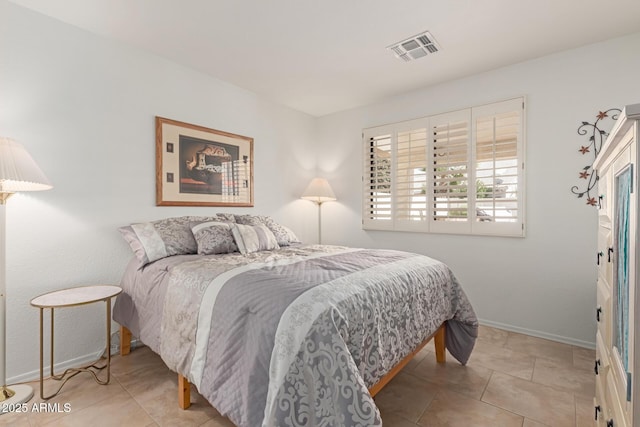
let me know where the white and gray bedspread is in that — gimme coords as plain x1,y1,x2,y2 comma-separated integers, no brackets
113,245,477,427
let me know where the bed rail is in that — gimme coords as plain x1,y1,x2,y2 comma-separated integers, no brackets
119,322,447,410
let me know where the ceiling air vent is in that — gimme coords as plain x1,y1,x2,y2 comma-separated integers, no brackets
387,31,440,62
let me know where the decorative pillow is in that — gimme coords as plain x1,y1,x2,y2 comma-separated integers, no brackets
231,223,280,255
234,214,263,226
280,224,301,244
215,213,237,223
119,215,225,264
190,221,238,255
235,214,300,246
261,217,300,246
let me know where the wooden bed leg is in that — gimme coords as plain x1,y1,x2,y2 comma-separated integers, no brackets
120,325,132,356
434,325,446,363
178,374,191,409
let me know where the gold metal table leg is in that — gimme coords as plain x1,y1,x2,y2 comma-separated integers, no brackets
105,298,111,384
39,299,114,400
39,307,43,400
50,308,54,379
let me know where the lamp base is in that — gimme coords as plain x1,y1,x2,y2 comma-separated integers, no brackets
0,384,33,411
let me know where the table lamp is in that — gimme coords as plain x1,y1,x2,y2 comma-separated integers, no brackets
0,137,52,405
301,178,336,244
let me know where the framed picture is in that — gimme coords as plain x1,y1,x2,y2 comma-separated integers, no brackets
156,117,254,207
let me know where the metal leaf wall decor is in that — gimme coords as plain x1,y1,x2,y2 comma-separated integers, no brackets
571,108,621,206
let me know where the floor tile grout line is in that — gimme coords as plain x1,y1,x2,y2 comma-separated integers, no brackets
503,331,577,363
429,377,527,425
413,382,441,425
528,356,596,400
397,412,421,427
29,374,130,427
466,354,536,382
37,382,127,427
112,364,161,426
113,360,223,427
480,370,574,427
116,348,234,426
479,367,493,401
473,338,574,381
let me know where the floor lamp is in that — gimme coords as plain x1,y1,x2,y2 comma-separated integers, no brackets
0,137,52,405
301,178,336,244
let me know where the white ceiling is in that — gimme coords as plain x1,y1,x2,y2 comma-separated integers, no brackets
10,0,640,117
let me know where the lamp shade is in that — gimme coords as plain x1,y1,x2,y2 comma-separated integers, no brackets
0,137,52,193
301,178,336,204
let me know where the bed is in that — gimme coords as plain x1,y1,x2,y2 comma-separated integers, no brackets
113,216,477,427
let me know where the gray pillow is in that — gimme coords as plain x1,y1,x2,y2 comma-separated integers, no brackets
234,214,263,226
279,224,301,245
261,217,300,246
215,213,237,223
191,221,238,255
119,215,222,264
231,223,280,255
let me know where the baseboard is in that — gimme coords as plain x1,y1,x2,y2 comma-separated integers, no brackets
479,318,596,350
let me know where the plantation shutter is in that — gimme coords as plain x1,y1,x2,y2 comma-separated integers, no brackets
362,97,525,237
363,126,393,230
395,119,428,230
472,98,524,236
429,109,472,234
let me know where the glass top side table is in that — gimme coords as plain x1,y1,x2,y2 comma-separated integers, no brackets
30,285,122,400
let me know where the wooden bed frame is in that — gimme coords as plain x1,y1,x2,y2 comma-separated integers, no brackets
119,323,446,410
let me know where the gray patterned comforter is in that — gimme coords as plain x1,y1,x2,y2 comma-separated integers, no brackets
113,245,477,427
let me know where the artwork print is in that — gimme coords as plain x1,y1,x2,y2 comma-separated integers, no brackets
156,117,254,207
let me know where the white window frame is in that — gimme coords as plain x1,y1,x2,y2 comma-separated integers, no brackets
362,97,526,237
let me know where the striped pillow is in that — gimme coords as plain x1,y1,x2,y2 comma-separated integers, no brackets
231,223,280,255
235,214,300,246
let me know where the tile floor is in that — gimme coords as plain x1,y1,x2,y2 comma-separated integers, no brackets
0,326,595,426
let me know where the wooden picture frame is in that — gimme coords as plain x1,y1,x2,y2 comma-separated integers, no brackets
156,117,254,207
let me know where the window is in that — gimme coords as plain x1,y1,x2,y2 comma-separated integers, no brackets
364,129,393,223
363,97,525,237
